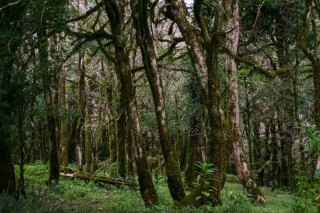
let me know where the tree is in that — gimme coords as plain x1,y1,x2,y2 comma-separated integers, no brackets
298,0,320,129
0,0,27,195
133,0,186,202
165,0,227,205
103,0,159,207
225,0,265,203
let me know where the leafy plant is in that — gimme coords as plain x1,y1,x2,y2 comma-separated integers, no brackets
291,196,315,213
194,162,216,212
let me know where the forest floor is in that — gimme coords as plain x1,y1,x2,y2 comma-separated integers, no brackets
0,162,319,213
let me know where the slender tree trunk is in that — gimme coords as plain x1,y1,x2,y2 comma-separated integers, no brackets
185,112,201,189
17,112,26,198
126,126,134,177
117,85,127,178
106,70,117,164
76,55,86,171
39,30,60,184
60,68,68,168
133,0,185,202
185,74,203,189
85,78,93,173
0,152,16,195
270,115,279,190
225,0,265,203
244,78,253,169
253,117,262,182
169,0,226,206
313,62,320,128
94,60,107,171
263,121,271,186
104,1,159,206
274,11,296,191
206,9,225,205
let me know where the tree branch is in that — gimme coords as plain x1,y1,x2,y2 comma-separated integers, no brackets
222,46,291,78
0,0,21,11
66,2,103,23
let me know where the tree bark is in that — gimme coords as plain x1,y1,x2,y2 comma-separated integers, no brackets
168,0,226,205
39,30,60,184
133,0,185,202
225,0,265,203
104,0,159,207
60,68,68,168
117,85,127,178
76,54,86,171
0,152,16,195
298,0,320,129
85,78,93,173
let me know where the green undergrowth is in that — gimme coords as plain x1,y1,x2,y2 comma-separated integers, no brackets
0,162,319,212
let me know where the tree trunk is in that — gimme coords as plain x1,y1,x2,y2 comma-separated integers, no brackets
185,74,203,189
39,30,60,184
169,0,226,205
0,152,16,195
252,117,262,182
126,126,135,177
270,115,279,190
60,68,68,168
76,54,86,172
313,62,320,128
185,112,202,189
244,78,253,170
134,0,185,202
85,78,93,173
225,0,265,203
104,1,159,207
106,69,117,164
117,86,127,178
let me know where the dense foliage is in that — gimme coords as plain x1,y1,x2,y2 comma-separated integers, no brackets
0,0,319,211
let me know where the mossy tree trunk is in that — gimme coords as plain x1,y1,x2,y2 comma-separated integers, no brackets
106,67,117,164
185,74,203,189
117,86,127,178
298,0,320,128
104,0,159,207
252,116,262,182
126,126,135,177
243,78,253,170
85,78,93,173
60,67,68,168
274,10,296,191
206,9,225,205
76,54,86,172
298,1,320,182
168,0,227,205
225,0,265,203
185,113,202,189
39,29,60,184
133,0,186,202
94,60,107,171
270,114,279,189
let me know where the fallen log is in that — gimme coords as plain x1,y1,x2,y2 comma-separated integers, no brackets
60,169,139,189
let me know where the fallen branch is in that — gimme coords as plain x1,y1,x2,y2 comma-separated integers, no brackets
60,168,139,189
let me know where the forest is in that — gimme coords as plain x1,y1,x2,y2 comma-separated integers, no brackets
0,0,320,212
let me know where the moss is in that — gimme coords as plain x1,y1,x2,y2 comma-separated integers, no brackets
117,93,126,178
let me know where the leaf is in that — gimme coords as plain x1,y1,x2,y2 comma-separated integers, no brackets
302,148,313,153
201,191,210,197
207,169,215,174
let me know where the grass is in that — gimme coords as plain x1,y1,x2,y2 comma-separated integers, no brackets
0,162,319,213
